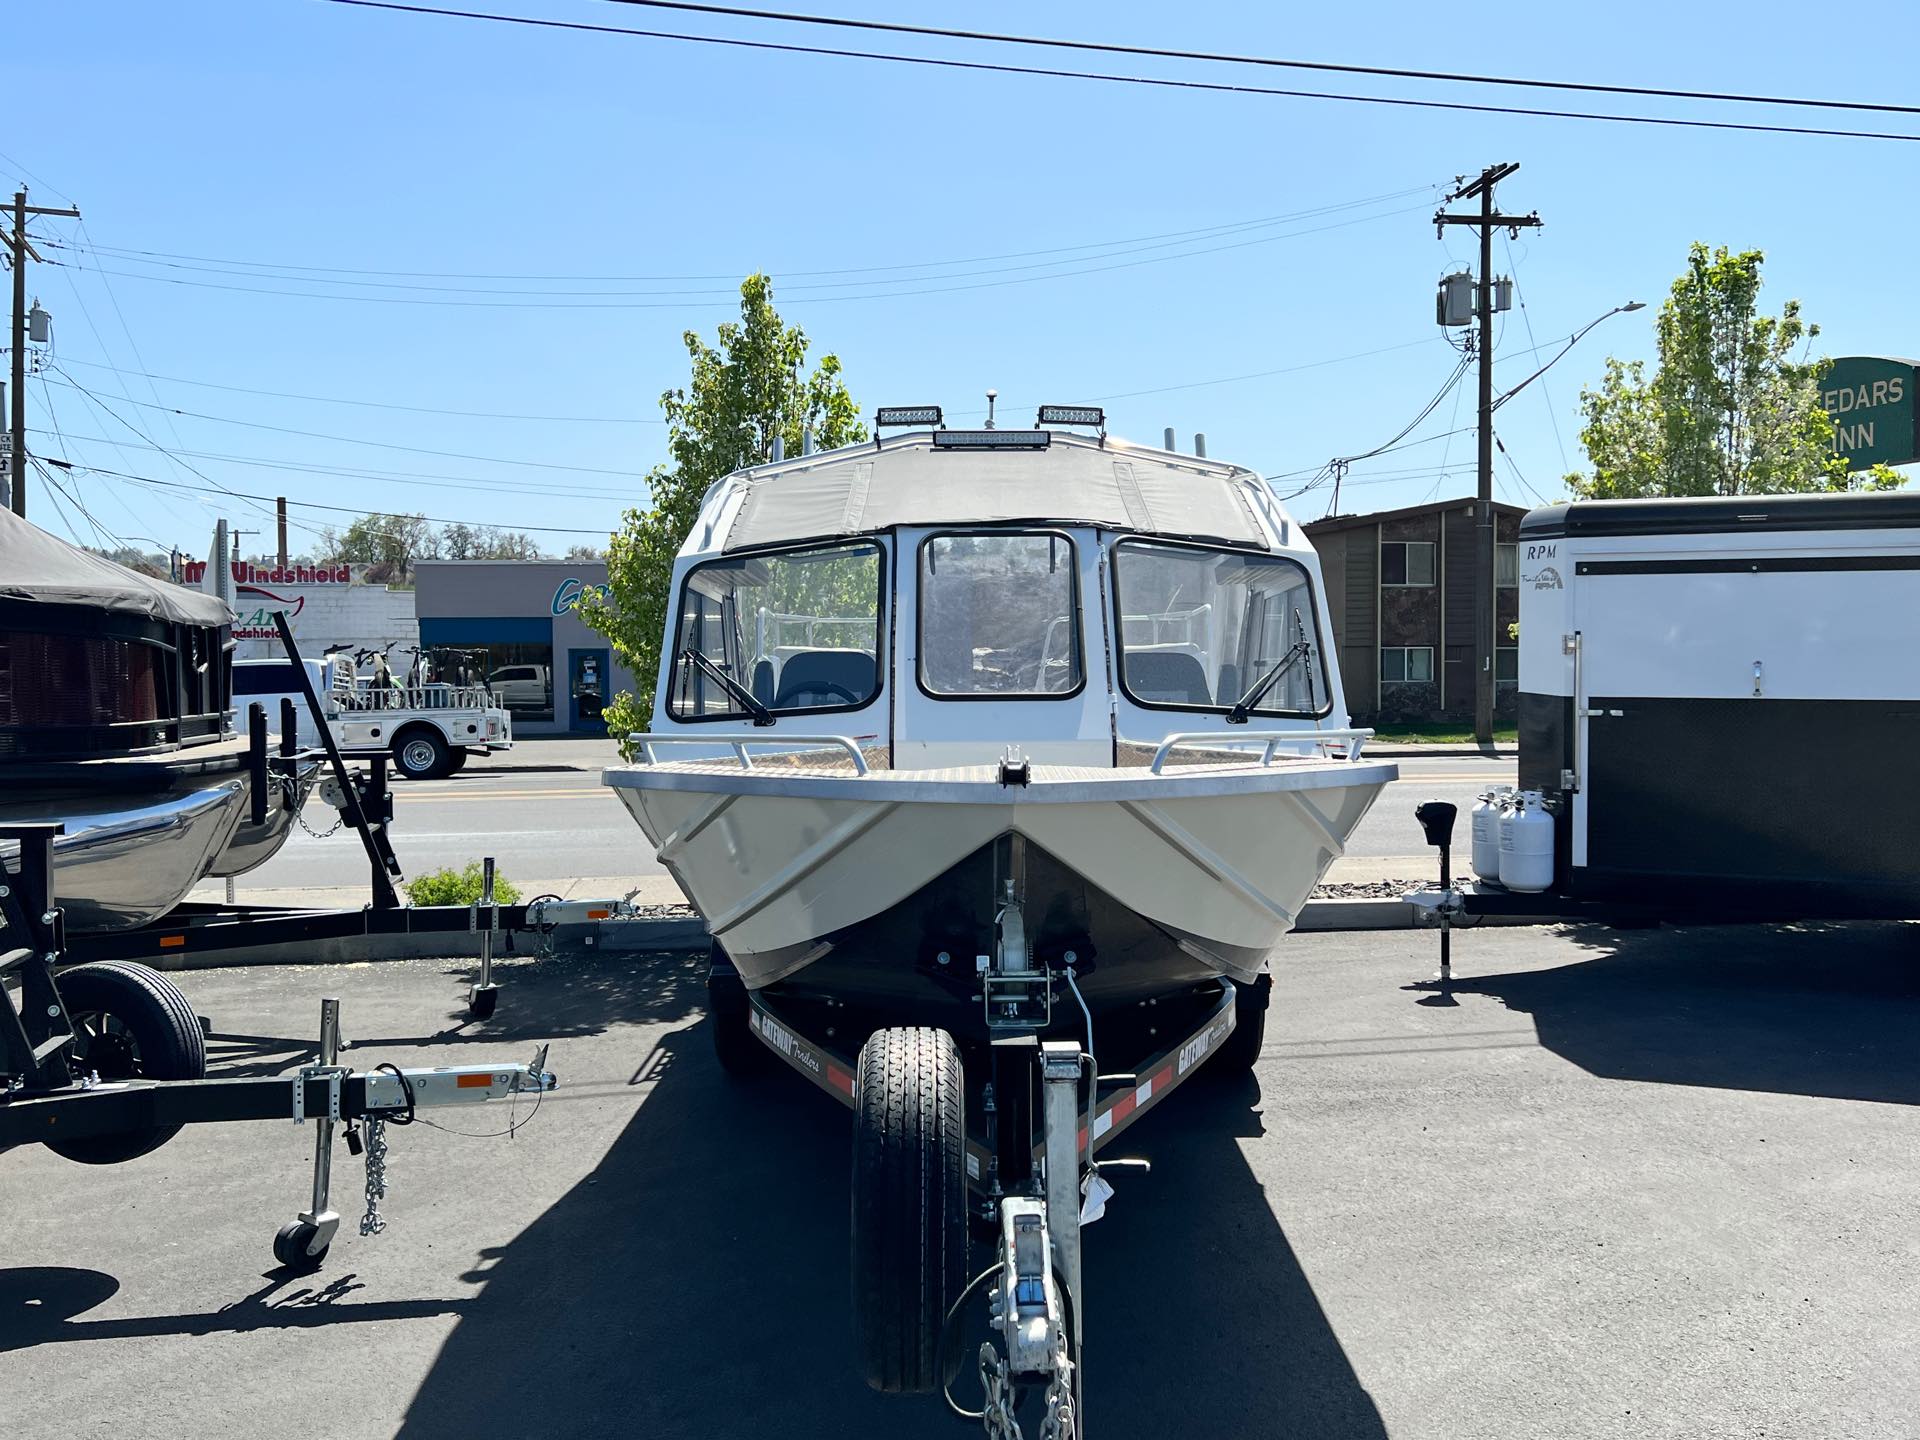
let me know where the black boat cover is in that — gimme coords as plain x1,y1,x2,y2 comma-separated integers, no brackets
0,507,230,625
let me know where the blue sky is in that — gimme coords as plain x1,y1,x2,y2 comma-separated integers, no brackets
9,0,1916,557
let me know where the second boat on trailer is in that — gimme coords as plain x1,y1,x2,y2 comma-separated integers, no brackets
605,407,1397,1429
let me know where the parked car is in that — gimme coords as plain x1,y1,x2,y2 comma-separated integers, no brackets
487,663,551,712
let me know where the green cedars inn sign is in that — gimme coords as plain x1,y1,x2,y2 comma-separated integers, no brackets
1823,356,1920,470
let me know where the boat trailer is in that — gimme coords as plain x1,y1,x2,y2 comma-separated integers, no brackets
0,822,557,1272
740,882,1242,1438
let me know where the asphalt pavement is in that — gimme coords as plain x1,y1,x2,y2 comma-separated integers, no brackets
205,751,1514,898
5,921,1916,1438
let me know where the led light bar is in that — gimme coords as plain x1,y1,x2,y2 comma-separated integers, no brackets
874,405,944,428
1036,405,1105,429
931,429,1052,450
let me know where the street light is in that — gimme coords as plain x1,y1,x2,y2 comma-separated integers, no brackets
1493,301,1645,412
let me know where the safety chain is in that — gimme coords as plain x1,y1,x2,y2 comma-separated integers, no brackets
295,808,345,841
979,1345,1022,1440
1040,1330,1077,1440
358,1116,390,1236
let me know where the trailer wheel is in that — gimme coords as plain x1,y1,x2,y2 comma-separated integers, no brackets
707,946,772,1077
1209,972,1271,1079
273,1221,329,1274
47,962,207,1165
851,1026,967,1395
392,726,451,781
445,747,470,773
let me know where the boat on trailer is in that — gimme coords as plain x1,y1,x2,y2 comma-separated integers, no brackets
605,408,1397,1425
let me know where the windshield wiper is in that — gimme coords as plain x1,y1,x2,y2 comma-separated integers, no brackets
1225,640,1313,724
680,647,775,726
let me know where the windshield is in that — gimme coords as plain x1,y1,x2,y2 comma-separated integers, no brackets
919,532,1082,697
1111,539,1328,717
668,540,884,720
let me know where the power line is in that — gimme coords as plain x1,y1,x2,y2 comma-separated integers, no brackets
315,0,1920,145
53,355,663,423
56,186,1434,282
1500,237,1571,474
44,370,650,479
47,191,1427,295
74,462,616,535
45,200,1433,309
597,0,1920,120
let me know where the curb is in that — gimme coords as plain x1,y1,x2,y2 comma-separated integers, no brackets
138,901,1551,971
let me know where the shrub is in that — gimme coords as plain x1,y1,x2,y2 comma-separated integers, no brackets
407,862,522,907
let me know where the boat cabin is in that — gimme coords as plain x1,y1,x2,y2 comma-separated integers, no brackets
654,414,1352,766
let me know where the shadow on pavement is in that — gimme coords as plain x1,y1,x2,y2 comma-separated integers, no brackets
1411,920,1920,1105
398,1030,1387,1440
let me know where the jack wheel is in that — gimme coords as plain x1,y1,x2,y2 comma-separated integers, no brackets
467,985,498,1021
707,947,772,1077
851,1026,967,1395
273,1221,329,1274
47,962,207,1165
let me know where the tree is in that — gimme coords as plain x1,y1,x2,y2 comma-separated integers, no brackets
563,543,603,562
442,522,544,561
317,512,438,579
579,275,865,740
1568,244,1904,497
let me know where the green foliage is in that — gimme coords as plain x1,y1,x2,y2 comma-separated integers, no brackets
605,691,648,761
316,515,543,578
406,862,522,907
579,274,866,724
441,522,544,561
1568,244,1906,498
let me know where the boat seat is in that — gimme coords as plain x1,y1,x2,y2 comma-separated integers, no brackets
772,649,875,709
752,658,776,707
1127,652,1212,707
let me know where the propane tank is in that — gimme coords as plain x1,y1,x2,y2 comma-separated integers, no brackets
1498,789,1556,894
1471,787,1510,884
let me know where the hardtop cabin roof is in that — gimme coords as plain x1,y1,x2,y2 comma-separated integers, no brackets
1521,488,1920,541
696,429,1284,556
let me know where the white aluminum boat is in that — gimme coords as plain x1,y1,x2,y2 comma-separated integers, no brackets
605,415,1397,1030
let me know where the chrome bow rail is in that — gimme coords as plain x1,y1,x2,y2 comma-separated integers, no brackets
626,732,871,776
1146,728,1374,774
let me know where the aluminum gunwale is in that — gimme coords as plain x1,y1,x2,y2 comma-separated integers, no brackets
604,756,1398,804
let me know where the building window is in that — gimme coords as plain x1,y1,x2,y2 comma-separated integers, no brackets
1495,646,1518,690
1381,540,1436,587
1380,646,1435,684
427,643,555,721
1496,542,1518,588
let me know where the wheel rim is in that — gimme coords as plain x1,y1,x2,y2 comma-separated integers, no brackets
402,739,437,771
73,1012,143,1080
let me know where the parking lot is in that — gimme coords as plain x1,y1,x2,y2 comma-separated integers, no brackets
4,921,1917,1439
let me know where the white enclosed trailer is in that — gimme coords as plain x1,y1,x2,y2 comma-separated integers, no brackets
1510,489,1920,918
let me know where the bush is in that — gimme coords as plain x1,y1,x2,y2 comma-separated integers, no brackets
407,862,522,907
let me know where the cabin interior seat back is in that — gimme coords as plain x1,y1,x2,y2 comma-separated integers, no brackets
1126,651,1213,707
751,658,777,707
772,649,876,709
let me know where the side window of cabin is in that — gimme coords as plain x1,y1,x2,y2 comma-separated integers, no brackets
919,533,1083,698
668,541,884,721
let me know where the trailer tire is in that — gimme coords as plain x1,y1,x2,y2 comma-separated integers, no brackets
445,747,470,773
47,962,207,1165
1209,972,1271,1079
392,726,451,781
707,947,772,1077
851,1025,967,1395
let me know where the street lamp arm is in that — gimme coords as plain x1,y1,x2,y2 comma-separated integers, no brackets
1492,301,1644,412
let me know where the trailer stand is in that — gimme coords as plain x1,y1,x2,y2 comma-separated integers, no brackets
467,857,501,1021
275,996,350,1269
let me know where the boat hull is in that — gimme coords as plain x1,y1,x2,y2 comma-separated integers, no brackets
208,758,322,877
1,780,248,931
607,757,1393,1007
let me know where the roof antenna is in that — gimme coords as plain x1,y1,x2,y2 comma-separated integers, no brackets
984,389,998,430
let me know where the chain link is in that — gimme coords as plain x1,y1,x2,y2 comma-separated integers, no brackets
1040,1329,1077,1440
295,807,345,841
979,1344,1023,1440
358,1116,389,1236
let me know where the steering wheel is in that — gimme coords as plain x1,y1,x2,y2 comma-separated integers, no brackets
773,681,862,709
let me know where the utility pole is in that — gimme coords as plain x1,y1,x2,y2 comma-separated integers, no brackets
277,497,290,566
5,189,81,518
1436,164,1539,743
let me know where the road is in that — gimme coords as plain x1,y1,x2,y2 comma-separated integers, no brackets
225,751,1516,894
6,921,1916,1438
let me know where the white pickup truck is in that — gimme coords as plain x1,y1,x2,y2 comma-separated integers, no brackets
232,657,513,780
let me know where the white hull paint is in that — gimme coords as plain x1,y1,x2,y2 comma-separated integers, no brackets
608,758,1392,988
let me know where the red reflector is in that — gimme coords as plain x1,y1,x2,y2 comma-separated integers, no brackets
588,908,609,919
456,1073,492,1088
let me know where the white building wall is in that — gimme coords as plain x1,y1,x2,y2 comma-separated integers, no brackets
232,583,418,663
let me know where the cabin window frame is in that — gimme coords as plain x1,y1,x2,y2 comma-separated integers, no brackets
1109,535,1335,722
913,528,1088,704
665,536,889,725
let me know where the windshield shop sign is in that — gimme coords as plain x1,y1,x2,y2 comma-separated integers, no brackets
1823,356,1919,470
